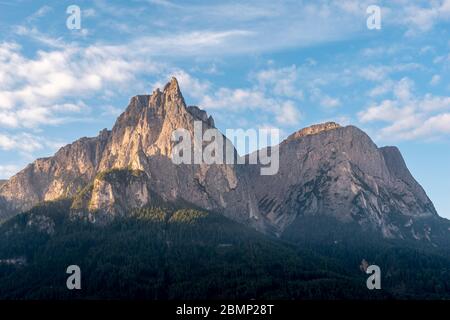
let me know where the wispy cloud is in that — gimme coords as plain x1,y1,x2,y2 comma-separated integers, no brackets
359,77,450,140
400,0,450,35
0,40,158,128
26,5,53,22
0,164,21,179
0,132,64,155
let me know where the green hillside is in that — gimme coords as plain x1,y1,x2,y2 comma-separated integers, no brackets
0,201,448,299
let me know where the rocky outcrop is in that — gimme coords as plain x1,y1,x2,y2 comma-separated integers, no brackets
286,122,341,140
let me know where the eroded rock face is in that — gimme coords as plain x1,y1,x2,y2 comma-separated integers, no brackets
247,125,438,238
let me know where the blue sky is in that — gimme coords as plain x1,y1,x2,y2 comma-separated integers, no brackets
0,0,449,218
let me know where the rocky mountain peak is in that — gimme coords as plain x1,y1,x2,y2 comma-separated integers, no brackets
164,76,180,92
287,122,341,141
163,77,184,104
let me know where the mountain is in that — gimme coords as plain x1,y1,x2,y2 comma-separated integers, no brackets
0,180,6,188
0,77,449,300
0,77,448,244
246,122,447,243
0,78,263,229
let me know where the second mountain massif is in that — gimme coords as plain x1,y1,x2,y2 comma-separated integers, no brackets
0,78,449,299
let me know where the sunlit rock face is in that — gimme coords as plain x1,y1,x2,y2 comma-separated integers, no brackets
0,77,441,240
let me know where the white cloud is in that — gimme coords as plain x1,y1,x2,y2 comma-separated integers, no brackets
400,0,450,34
255,65,304,100
0,133,63,154
26,5,53,22
131,30,255,57
163,70,211,101
83,8,97,17
358,64,422,82
1,0,448,148
200,87,271,111
358,78,450,140
167,67,305,129
430,74,441,85
433,54,450,64
14,26,66,48
147,0,180,8
0,165,21,179
368,80,394,97
320,96,341,108
101,105,123,117
276,101,301,126
4,26,269,130
393,77,414,101
88,0,390,57
308,85,341,109
410,113,450,138
359,99,412,123
0,40,158,128
0,102,87,129
359,66,389,82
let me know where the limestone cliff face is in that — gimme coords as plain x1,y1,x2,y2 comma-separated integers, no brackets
247,123,438,238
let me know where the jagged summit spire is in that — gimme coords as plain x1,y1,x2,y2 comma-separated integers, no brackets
160,77,184,106
164,77,181,94
147,77,185,110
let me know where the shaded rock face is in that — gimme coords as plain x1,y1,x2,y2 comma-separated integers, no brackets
0,77,443,240
247,125,438,238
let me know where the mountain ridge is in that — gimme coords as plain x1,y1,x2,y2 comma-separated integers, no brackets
0,77,447,244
